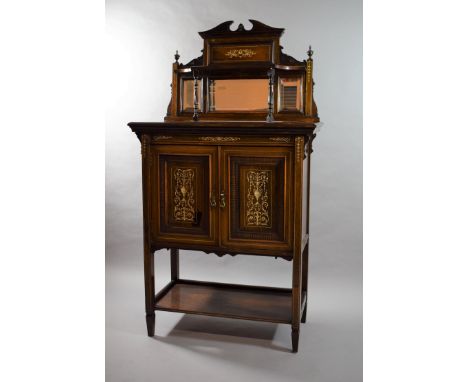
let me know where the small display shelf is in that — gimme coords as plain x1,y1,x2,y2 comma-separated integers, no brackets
155,279,302,324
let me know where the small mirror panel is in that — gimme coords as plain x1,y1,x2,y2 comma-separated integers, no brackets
181,79,201,112
208,79,269,112
278,77,303,112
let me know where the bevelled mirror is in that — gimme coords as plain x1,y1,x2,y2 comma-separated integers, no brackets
207,79,269,112
181,79,202,112
278,77,303,112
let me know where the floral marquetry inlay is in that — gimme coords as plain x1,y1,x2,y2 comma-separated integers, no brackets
173,168,196,222
246,170,271,227
225,49,256,59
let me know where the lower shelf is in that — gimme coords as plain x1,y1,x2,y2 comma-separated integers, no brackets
155,279,292,324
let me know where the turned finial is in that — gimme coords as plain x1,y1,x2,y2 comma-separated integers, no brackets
307,45,313,59
174,50,180,63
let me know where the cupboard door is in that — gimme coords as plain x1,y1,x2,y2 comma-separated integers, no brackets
220,147,293,253
151,145,218,246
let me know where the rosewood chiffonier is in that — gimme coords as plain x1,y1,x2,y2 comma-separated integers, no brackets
128,20,320,352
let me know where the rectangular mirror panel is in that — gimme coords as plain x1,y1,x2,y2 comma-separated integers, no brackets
209,79,268,112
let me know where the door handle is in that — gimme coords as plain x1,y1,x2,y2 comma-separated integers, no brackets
210,192,217,208
219,191,226,208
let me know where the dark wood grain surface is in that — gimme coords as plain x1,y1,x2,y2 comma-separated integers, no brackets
155,280,292,324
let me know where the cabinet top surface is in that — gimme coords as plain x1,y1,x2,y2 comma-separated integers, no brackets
128,120,320,136
128,121,318,128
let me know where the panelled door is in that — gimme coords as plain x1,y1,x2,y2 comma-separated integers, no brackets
151,145,218,246
220,146,294,253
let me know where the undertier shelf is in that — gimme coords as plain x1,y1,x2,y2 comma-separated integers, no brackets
154,279,293,324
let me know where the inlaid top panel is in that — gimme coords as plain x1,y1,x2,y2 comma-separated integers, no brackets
210,44,272,64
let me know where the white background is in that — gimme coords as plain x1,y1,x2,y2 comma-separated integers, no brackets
0,0,467,381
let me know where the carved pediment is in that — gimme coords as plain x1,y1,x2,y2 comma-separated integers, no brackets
199,19,284,39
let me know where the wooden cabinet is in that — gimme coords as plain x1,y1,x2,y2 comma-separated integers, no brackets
149,143,295,254
129,20,320,353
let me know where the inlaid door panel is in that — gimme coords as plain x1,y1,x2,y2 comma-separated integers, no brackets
220,147,294,252
151,145,218,246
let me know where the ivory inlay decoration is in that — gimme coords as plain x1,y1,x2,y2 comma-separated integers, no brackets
225,49,256,59
269,137,291,143
306,60,312,82
246,170,271,227
295,136,304,162
173,168,196,222
153,135,173,141
199,136,240,142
